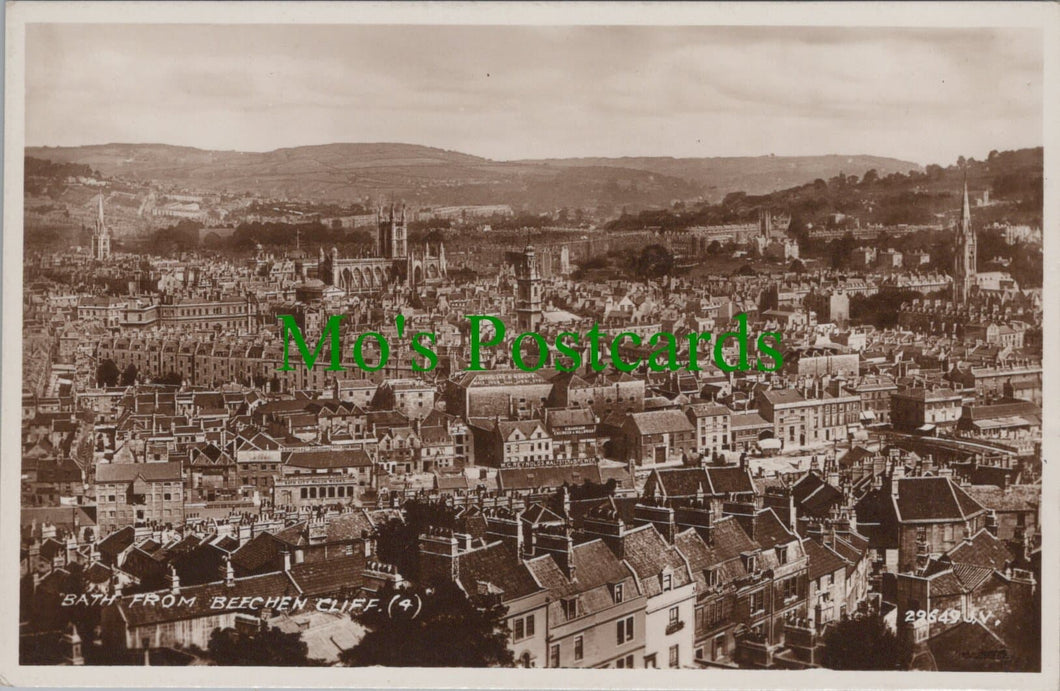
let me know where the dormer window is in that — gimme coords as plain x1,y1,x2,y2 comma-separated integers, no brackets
776,545,788,565
706,568,719,590
611,582,624,604
662,570,674,592
561,597,579,620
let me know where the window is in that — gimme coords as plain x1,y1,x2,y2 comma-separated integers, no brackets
560,598,580,620
573,635,583,662
644,653,657,668
615,654,634,669
662,572,673,591
669,606,679,625
513,618,525,642
750,590,765,615
612,582,624,603
617,615,634,644
783,577,798,602
776,545,788,565
549,643,560,668
669,644,679,668
943,524,954,542
714,633,727,660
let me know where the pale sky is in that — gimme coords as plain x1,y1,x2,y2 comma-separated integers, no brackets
26,24,1043,165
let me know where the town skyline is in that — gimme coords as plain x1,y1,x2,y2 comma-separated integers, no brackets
11,4,1049,679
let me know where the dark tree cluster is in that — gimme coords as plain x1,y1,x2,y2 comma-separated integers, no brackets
340,581,514,668
820,615,908,670
372,498,458,582
206,624,315,666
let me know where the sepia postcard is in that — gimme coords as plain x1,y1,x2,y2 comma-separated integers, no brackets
2,1,1057,688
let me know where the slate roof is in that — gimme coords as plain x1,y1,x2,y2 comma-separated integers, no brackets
526,538,635,599
287,554,366,595
706,466,756,495
673,517,756,589
730,411,771,429
618,524,692,597
837,445,876,469
627,409,694,435
230,532,289,574
648,468,711,498
324,511,375,543
284,448,372,469
544,408,596,428
498,464,601,491
963,485,1040,513
926,620,1009,672
791,473,844,518
803,538,848,581
455,541,543,603
98,526,136,560
95,462,182,483
946,529,1013,571
894,477,987,522
685,403,731,419
496,420,548,441
751,509,800,551
115,572,298,627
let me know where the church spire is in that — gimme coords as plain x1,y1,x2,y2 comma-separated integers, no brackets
961,173,971,231
953,175,976,304
91,191,111,261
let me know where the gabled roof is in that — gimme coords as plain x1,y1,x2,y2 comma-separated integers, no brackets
706,466,756,495
647,468,710,498
230,532,289,574
98,526,136,558
286,554,366,596
496,420,548,441
751,509,801,551
803,538,847,581
925,620,1009,672
791,473,843,517
544,408,596,428
456,542,543,603
894,477,987,522
627,409,693,435
618,524,692,597
945,529,1013,571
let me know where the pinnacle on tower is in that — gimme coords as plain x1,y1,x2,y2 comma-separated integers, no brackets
961,175,971,230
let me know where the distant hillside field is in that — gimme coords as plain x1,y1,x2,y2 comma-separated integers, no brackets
25,142,920,210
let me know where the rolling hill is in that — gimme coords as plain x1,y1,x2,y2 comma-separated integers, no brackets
25,142,920,210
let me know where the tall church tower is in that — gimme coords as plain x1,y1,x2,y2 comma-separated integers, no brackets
377,204,408,260
952,180,977,304
516,243,543,332
758,208,774,241
91,192,111,261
